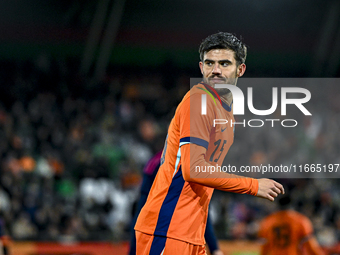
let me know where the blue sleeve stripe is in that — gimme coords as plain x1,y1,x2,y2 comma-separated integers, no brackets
180,137,209,150
179,137,190,143
191,137,209,149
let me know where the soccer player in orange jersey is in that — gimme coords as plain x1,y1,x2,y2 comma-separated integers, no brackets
135,32,284,255
258,195,324,255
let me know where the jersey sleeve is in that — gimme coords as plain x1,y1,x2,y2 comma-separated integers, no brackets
177,93,259,196
258,219,268,239
177,92,214,149
300,216,324,255
300,216,314,238
181,144,259,196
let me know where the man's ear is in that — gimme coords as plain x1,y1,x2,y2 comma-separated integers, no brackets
199,61,203,74
237,63,246,77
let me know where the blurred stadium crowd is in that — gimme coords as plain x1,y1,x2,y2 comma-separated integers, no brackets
0,54,340,249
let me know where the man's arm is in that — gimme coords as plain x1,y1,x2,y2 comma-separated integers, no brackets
258,220,269,255
181,143,284,201
302,236,325,255
260,242,270,255
177,93,284,200
299,216,324,255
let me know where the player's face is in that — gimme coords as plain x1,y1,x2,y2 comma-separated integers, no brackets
199,49,246,96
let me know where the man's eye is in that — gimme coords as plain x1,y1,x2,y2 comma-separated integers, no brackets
221,62,229,67
205,62,213,66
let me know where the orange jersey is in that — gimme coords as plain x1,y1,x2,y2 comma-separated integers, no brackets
258,210,314,255
135,82,258,245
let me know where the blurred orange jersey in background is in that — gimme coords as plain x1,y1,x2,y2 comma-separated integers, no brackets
259,210,324,255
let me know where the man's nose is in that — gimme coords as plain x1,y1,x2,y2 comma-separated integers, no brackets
212,64,221,74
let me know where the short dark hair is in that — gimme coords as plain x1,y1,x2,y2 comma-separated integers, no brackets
199,32,247,66
278,195,291,209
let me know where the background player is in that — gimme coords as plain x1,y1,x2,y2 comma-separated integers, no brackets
129,151,224,255
135,32,284,255
258,195,325,255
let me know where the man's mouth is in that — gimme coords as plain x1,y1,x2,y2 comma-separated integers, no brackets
209,78,225,83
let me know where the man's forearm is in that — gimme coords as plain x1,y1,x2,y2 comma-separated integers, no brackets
181,144,258,196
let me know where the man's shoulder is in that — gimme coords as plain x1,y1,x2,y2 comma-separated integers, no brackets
190,82,206,92
181,83,206,99
268,210,311,225
285,210,309,221
261,211,287,223
190,82,216,98
182,83,218,104
174,82,218,119
176,83,206,107
290,211,312,226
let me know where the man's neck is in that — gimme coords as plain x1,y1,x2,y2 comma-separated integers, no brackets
221,93,233,106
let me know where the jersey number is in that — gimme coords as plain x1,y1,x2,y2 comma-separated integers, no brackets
209,139,227,162
273,224,291,248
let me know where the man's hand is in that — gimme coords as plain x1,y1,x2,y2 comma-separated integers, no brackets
257,179,284,201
